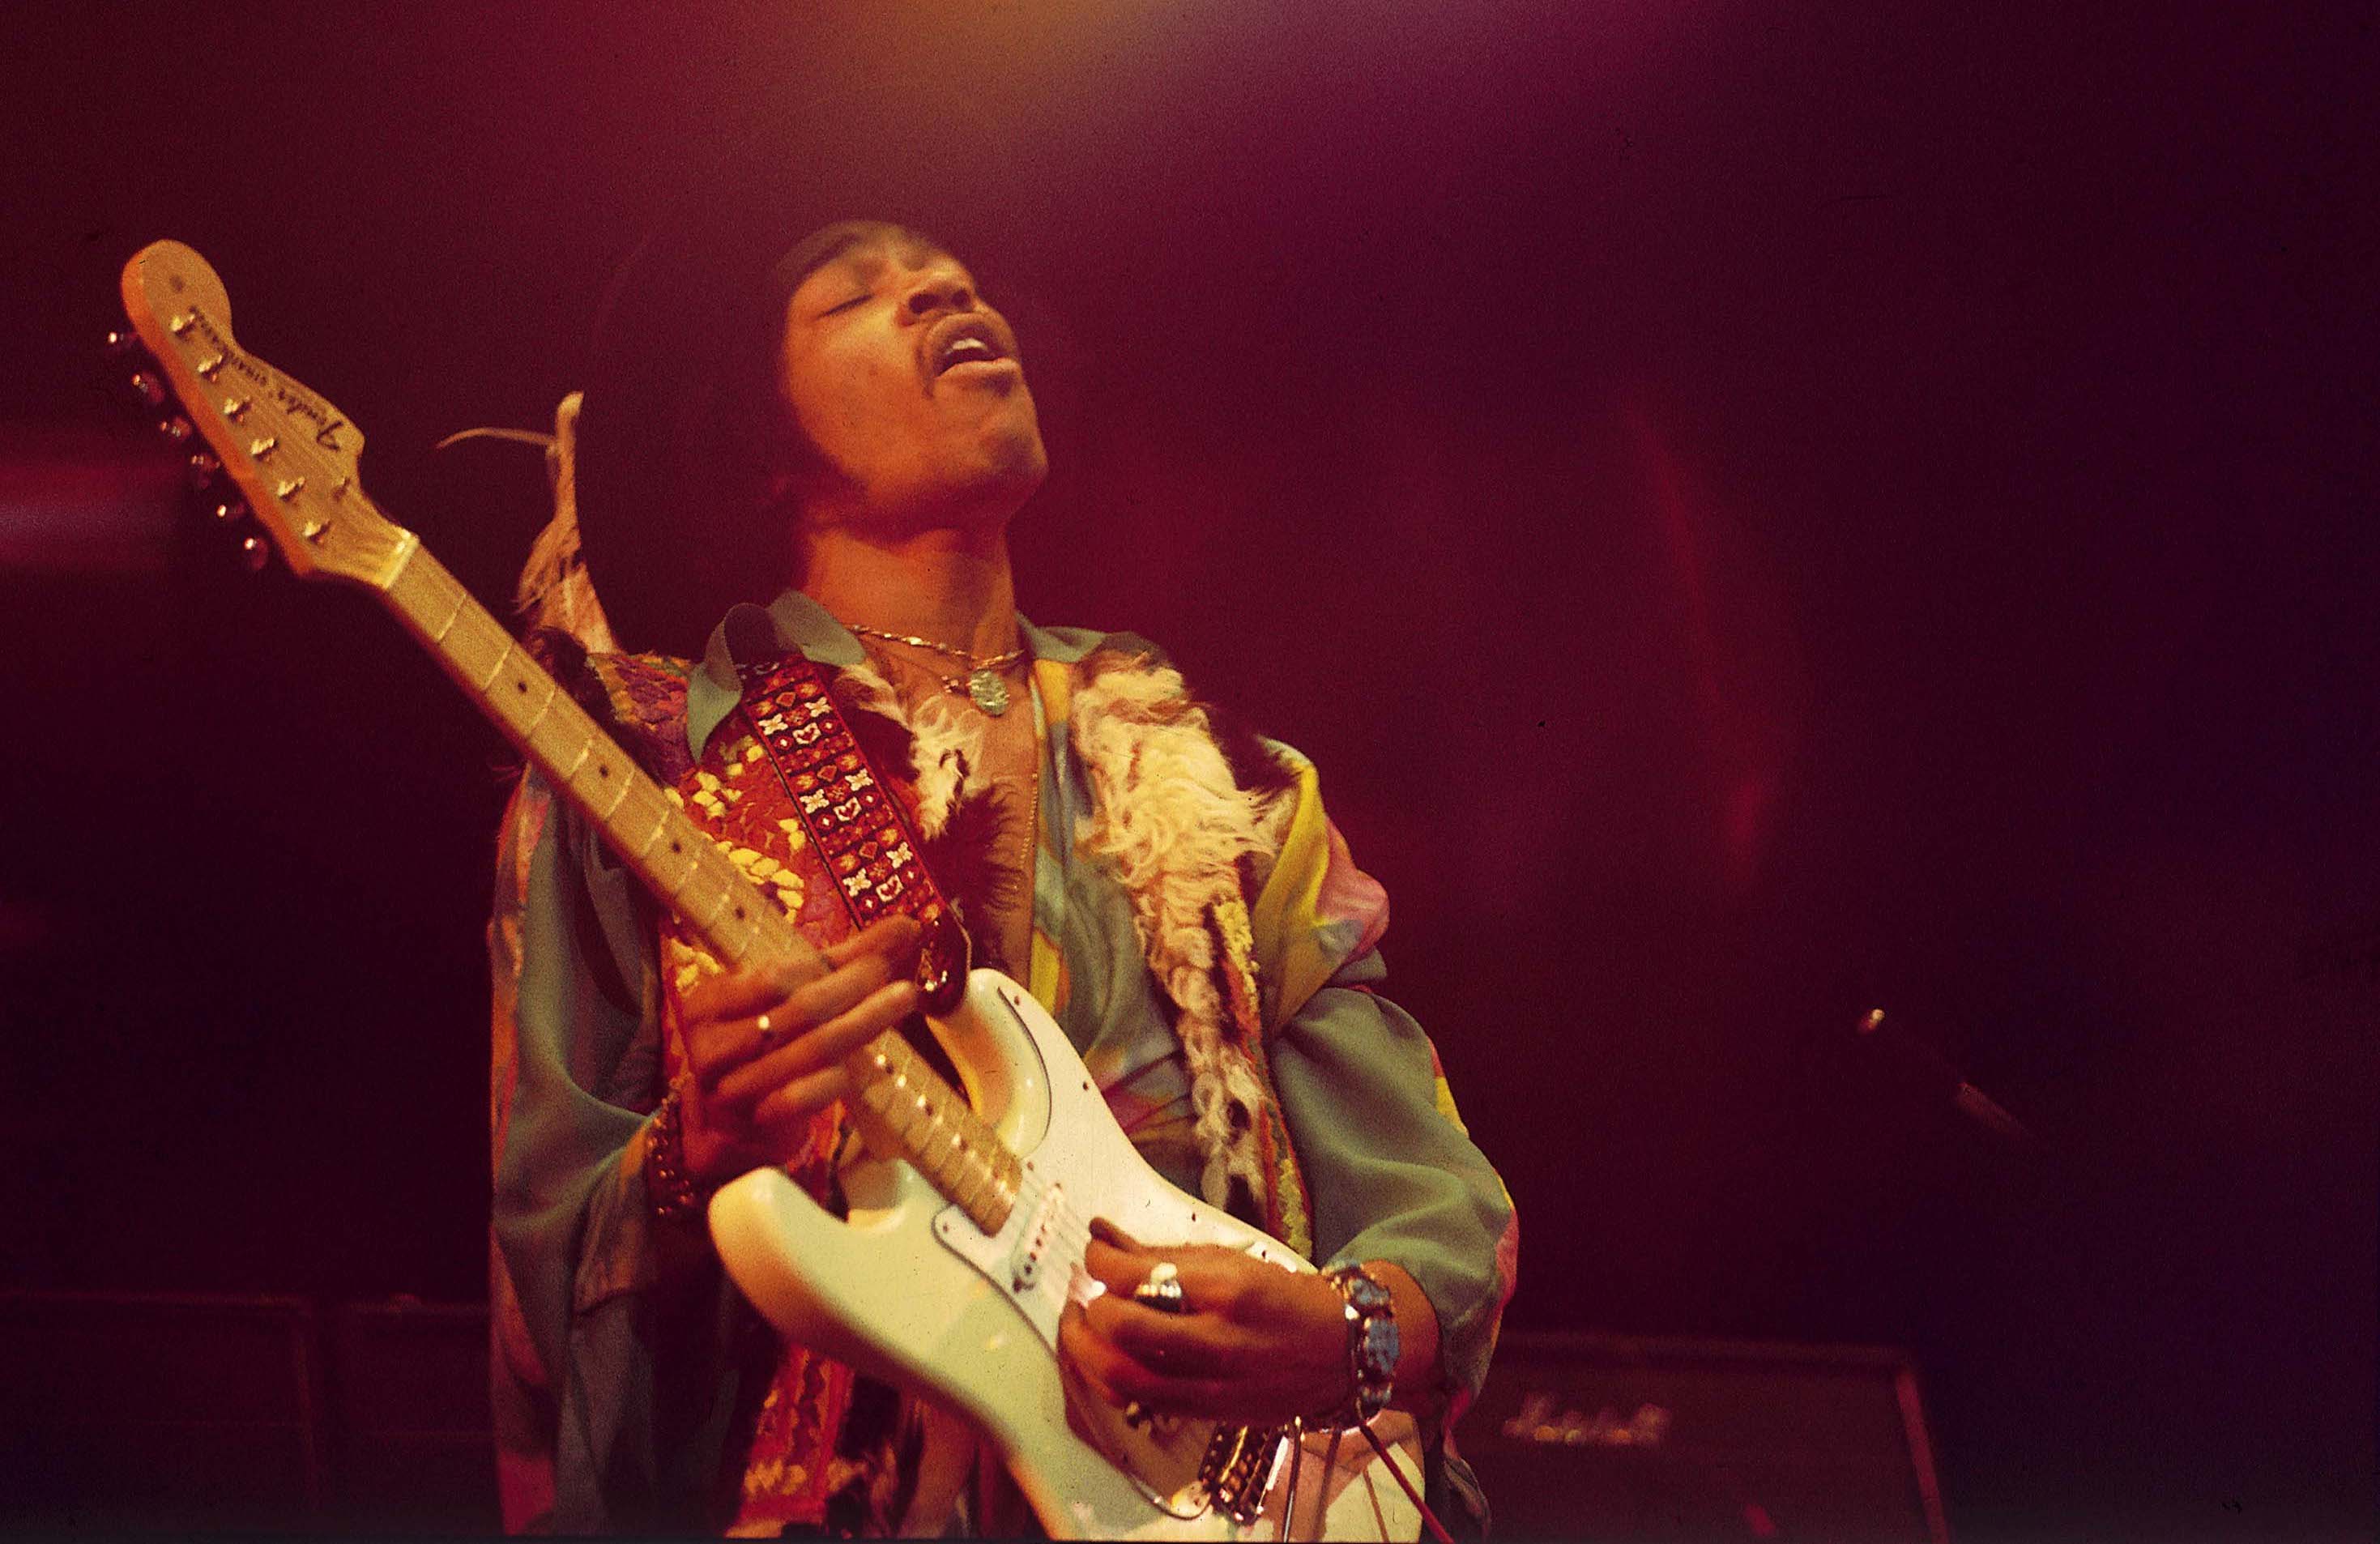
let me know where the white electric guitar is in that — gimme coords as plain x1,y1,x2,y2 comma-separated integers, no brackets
118,241,1422,1540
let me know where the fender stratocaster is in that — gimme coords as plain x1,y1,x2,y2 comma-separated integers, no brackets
117,240,1422,1541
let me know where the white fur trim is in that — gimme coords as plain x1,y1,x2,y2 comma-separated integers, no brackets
830,662,987,842
1068,661,1286,1209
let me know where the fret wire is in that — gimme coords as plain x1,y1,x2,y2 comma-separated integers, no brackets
471,633,509,694
518,672,560,736
672,842,714,898
426,569,467,643
738,913,791,974
953,1160,992,1219
715,909,759,968
680,867,722,928
603,780,650,834
474,631,512,693
645,817,689,876
633,804,678,864
881,1085,916,1141
591,765,633,821
557,735,592,783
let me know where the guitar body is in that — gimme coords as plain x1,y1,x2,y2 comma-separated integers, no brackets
710,970,1422,1541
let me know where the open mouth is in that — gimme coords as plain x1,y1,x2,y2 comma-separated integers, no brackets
928,316,1016,378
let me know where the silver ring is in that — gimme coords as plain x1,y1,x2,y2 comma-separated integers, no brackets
1131,1260,1186,1313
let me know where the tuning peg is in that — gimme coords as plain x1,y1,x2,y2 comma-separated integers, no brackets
129,370,168,408
212,497,250,524
157,415,194,443
104,326,146,358
238,533,271,572
186,450,222,488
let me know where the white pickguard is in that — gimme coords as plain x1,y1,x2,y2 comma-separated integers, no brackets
709,970,1422,1541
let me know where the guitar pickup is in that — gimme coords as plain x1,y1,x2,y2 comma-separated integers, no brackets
1009,1181,1068,1292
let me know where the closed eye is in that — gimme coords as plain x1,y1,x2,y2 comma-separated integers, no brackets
821,292,870,316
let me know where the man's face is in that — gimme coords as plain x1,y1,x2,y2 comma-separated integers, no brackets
776,232,1047,536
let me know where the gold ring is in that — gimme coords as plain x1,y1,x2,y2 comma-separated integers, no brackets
754,1013,777,1046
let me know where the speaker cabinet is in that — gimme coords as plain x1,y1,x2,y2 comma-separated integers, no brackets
1462,1331,1951,1542
323,1299,497,1533
0,1291,322,1532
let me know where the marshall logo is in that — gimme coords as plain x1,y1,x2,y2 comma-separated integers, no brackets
1500,1392,1671,1449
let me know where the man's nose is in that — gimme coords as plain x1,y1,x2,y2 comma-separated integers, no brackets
902,266,975,318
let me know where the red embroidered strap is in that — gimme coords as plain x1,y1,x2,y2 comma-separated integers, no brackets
736,652,972,1011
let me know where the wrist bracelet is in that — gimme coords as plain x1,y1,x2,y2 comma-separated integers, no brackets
645,1086,713,1226
1313,1264,1398,1429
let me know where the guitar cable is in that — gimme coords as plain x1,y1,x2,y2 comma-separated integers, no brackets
1275,1418,1452,1544
1357,1421,1454,1544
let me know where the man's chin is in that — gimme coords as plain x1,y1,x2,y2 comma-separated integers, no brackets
965,432,1050,514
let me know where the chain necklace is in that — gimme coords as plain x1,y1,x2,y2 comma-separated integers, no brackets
844,622,1028,716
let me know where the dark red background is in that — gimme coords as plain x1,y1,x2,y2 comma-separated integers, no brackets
2,4,2372,1538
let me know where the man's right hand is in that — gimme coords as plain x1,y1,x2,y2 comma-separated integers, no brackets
674,915,923,1185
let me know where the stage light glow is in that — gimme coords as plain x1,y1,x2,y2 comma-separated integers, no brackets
0,426,182,573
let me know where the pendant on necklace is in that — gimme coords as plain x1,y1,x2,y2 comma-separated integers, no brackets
966,669,1010,715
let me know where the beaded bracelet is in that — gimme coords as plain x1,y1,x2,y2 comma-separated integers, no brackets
1312,1264,1399,1430
644,1085,713,1226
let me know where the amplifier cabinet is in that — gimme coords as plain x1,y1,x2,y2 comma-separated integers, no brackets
323,1298,497,1533
1461,1331,1950,1542
0,1291,322,1532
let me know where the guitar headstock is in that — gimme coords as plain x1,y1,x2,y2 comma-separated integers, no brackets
118,240,414,588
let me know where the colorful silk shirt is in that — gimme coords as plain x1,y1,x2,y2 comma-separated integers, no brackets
488,591,1518,1534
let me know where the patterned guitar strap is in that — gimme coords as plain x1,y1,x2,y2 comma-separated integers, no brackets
724,650,995,1533
736,650,975,1012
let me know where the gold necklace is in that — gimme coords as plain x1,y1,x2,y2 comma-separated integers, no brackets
844,622,1027,715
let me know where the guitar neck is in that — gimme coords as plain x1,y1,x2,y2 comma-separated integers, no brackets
112,236,1014,1233
374,536,1019,1231
377,537,787,971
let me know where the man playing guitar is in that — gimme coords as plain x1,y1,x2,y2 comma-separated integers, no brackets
485,215,1517,1537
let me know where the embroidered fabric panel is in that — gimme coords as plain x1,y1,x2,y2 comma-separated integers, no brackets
586,651,698,789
